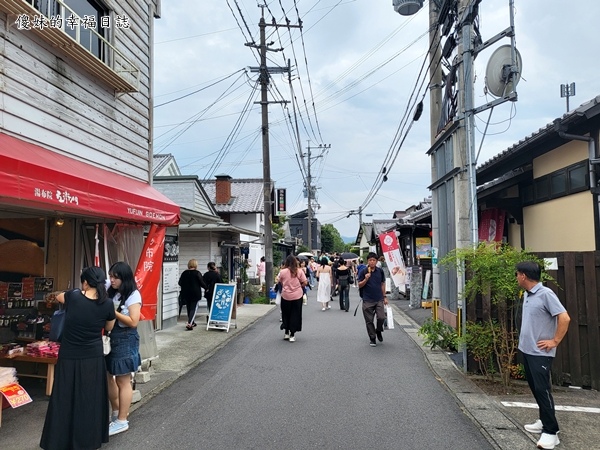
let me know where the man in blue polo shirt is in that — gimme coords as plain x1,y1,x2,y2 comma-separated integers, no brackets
516,261,570,450
357,252,387,347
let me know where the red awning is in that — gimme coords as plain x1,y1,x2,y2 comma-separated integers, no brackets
0,133,180,225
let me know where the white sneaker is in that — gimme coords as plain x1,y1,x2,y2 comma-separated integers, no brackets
536,432,559,449
524,419,543,433
289,336,296,342
321,307,326,311
283,333,290,340
109,419,129,436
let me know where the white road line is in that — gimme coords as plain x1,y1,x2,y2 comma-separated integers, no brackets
501,401,600,414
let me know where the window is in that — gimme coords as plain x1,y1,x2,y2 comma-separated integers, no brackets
569,164,587,191
29,0,109,61
522,161,589,205
550,172,566,196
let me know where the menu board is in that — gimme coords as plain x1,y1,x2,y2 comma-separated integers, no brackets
34,278,54,293
7,283,22,298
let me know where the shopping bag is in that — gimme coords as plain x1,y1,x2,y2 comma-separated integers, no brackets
275,292,282,306
49,308,66,342
102,334,111,355
386,305,395,329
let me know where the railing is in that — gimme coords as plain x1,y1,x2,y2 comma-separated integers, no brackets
20,0,139,91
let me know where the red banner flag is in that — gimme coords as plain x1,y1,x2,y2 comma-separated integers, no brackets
94,224,100,267
134,224,166,321
379,230,407,294
478,208,506,242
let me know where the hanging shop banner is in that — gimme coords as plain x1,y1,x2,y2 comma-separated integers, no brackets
134,224,166,321
478,208,506,242
379,230,407,294
276,188,287,216
207,283,236,333
163,235,179,263
415,237,432,259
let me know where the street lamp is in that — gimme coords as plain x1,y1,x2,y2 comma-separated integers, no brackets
392,0,424,16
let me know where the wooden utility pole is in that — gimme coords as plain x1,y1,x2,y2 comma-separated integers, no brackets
248,7,300,288
305,143,328,253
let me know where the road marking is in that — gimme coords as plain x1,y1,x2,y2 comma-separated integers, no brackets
501,401,600,413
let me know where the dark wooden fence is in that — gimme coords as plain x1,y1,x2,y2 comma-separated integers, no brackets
466,251,600,390
535,252,600,390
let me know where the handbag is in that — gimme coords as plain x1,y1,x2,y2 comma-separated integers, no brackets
348,272,354,284
275,291,282,305
49,307,66,342
102,333,111,355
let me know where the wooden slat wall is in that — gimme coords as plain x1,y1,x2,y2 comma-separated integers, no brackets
534,252,600,390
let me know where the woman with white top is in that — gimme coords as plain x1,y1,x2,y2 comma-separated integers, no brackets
105,261,142,436
316,257,333,310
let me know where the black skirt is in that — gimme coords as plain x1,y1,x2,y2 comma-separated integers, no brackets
40,356,110,450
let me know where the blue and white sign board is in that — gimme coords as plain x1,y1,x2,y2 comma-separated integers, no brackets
207,283,236,332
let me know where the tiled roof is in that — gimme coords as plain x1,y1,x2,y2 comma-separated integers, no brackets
477,95,600,172
201,178,264,213
372,219,397,235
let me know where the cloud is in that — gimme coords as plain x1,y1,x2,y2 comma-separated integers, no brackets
154,0,600,238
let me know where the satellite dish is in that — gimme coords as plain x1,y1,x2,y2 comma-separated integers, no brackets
485,44,523,98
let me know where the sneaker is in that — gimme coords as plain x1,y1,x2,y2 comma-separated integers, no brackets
370,340,377,347
327,305,331,309
109,420,129,436
376,330,383,342
536,432,559,449
289,336,296,342
284,333,290,340
524,419,543,434
322,307,326,311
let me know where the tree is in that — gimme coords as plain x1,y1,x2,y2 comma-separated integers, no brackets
439,242,553,387
321,224,345,253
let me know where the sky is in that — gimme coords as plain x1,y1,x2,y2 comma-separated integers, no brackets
153,0,600,239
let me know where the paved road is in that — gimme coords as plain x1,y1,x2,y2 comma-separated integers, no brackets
106,289,493,450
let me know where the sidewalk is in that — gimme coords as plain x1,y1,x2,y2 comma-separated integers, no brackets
394,295,600,450
2,297,598,450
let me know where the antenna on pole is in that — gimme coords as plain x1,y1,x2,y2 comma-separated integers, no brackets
560,82,576,113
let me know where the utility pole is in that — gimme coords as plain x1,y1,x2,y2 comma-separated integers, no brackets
429,0,443,305
248,6,300,288
305,142,329,253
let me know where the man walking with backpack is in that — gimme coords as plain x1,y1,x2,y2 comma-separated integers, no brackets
357,252,387,347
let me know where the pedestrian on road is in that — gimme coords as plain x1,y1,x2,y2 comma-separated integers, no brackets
179,259,208,330
203,261,223,320
335,258,351,312
357,252,387,347
278,255,308,342
516,261,570,450
41,266,116,450
257,256,266,286
105,261,142,437
316,256,333,310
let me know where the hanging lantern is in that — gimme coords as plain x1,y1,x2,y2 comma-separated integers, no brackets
392,0,424,16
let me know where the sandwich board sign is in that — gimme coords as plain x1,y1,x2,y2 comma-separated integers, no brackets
207,283,236,332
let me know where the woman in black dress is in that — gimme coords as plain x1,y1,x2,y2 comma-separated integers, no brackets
178,259,207,330
40,266,116,450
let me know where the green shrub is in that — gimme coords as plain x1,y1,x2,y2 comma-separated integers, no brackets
417,318,458,351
